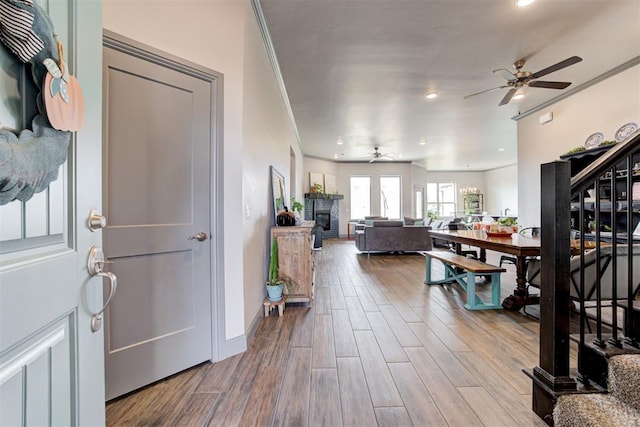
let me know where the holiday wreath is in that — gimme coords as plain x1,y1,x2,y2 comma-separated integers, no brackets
0,0,85,205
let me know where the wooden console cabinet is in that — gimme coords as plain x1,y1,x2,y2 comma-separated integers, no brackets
271,221,315,305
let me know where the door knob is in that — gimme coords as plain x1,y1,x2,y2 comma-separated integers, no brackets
87,246,117,333
188,232,208,241
87,208,107,231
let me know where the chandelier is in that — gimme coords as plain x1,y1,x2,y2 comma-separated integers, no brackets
459,186,478,195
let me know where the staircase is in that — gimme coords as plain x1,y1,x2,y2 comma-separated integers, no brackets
554,354,640,426
528,128,640,425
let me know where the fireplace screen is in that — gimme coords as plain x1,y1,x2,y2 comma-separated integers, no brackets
316,211,331,230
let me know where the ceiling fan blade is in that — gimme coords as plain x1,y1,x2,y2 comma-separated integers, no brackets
493,68,516,80
498,88,517,106
464,85,508,99
530,56,582,79
528,80,572,89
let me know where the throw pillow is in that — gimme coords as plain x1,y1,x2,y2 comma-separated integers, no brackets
404,216,417,225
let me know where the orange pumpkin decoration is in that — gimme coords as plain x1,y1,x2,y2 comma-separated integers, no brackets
42,42,86,131
43,71,85,131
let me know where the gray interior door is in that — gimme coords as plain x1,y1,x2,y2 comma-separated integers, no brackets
103,37,214,400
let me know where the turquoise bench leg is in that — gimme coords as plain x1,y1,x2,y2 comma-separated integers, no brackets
424,256,462,286
464,272,502,310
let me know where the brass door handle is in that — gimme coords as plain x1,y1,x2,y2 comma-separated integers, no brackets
188,232,208,242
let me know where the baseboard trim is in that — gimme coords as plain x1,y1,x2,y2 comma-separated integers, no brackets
218,334,247,360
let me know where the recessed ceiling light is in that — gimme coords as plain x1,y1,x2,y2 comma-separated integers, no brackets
333,153,339,159
419,138,426,145
336,137,343,145
498,148,505,152
425,92,438,99
515,0,535,7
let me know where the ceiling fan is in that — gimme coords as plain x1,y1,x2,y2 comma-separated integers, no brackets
464,55,583,106
369,146,394,162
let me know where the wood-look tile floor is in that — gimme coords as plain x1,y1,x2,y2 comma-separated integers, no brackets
106,239,547,426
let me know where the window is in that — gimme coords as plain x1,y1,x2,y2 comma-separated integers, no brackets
380,176,401,219
350,176,370,219
414,185,424,219
427,182,456,217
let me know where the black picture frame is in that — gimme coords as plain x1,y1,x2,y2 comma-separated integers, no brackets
270,166,286,225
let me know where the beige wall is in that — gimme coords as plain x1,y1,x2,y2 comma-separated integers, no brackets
241,3,302,335
104,0,301,357
517,64,640,227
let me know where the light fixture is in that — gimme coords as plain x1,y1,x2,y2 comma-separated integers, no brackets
498,148,505,152
336,137,343,145
459,186,479,195
425,91,438,99
419,138,426,145
333,153,339,159
515,0,535,7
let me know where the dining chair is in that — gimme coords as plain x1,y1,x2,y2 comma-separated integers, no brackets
499,226,540,267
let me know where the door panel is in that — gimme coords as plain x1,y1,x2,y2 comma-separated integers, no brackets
0,1,104,425
103,41,213,400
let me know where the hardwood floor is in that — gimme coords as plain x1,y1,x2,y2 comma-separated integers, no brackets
106,239,547,426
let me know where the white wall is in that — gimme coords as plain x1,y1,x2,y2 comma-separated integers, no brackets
241,4,302,334
484,165,518,218
104,0,301,357
517,64,640,227
303,160,514,234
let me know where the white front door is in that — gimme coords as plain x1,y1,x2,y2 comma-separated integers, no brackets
103,33,215,400
0,1,105,425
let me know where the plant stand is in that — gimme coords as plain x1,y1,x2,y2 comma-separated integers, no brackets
263,297,286,317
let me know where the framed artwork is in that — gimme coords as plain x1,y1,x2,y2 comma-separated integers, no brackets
271,166,286,225
309,172,323,191
324,174,336,194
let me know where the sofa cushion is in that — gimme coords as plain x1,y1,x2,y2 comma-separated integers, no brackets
403,216,419,225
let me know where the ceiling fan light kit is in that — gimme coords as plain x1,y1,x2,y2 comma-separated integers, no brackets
465,55,583,106
369,146,394,162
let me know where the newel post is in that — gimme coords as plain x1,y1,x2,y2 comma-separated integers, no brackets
530,160,577,424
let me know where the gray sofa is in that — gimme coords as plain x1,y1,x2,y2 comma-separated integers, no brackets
355,220,432,256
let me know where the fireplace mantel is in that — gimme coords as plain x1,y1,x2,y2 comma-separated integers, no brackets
304,193,344,200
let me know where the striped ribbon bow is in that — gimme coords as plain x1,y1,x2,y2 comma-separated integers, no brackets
0,0,44,63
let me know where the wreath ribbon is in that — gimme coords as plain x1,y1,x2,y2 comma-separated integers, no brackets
0,0,44,63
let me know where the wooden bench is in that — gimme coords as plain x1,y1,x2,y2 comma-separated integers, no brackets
421,250,506,310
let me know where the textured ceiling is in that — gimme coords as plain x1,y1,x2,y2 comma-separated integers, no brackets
258,0,640,170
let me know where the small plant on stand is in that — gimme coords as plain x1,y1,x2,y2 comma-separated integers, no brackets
266,239,295,301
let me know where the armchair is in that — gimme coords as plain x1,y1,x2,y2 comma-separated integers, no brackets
526,244,640,323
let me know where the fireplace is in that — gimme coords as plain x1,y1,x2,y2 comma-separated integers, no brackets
304,193,343,239
315,211,331,230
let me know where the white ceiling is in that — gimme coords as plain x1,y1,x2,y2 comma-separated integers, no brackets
257,0,640,171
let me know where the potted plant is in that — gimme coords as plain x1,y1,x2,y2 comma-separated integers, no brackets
310,182,324,196
497,216,518,233
290,197,304,225
266,239,295,301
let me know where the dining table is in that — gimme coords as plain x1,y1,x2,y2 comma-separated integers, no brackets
428,229,541,311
